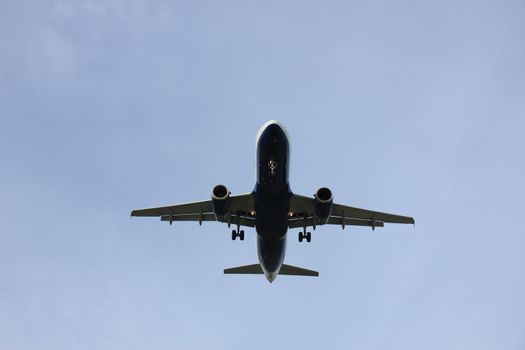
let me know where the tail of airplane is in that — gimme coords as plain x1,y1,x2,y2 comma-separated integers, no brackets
224,264,319,277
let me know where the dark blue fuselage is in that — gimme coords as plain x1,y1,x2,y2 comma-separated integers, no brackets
253,121,292,282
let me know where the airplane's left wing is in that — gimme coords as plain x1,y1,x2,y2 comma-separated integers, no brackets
131,193,255,228
289,193,414,230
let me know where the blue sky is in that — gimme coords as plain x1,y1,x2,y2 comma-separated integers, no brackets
1,0,525,349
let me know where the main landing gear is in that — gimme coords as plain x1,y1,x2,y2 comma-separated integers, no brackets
298,214,311,242
232,229,245,240
231,212,245,241
298,231,311,243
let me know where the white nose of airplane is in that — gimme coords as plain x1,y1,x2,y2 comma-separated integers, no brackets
256,120,290,144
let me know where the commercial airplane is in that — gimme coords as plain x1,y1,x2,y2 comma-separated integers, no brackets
131,120,414,282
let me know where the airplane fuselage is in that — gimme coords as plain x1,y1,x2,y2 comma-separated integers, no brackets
253,121,292,282
131,120,415,282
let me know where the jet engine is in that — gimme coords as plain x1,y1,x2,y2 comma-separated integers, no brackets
314,187,333,224
212,184,230,220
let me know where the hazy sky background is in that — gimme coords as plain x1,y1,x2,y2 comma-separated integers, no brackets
1,0,525,349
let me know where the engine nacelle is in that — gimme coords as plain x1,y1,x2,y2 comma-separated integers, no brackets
314,187,333,224
212,184,231,220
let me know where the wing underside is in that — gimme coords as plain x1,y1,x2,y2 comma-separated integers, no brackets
288,194,414,230
131,192,414,231
131,193,256,228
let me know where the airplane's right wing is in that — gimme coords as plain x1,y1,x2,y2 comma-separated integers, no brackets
131,193,256,228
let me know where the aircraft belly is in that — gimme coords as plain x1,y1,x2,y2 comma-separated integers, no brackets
257,234,286,275
254,120,292,280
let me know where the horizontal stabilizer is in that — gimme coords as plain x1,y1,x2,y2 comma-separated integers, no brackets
224,264,319,277
280,264,319,277
224,264,263,274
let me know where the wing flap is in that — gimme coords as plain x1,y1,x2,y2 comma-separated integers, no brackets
160,213,256,228
160,213,216,222
288,216,385,229
328,216,385,228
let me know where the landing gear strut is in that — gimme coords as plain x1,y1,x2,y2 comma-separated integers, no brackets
298,214,311,242
231,213,244,240
298,231,311,243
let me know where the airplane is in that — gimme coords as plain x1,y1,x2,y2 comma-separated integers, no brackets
131,120,415,282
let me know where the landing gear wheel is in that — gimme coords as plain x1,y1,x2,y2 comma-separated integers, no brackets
232,230,237,240
240,230,245,241
298,231,311,243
